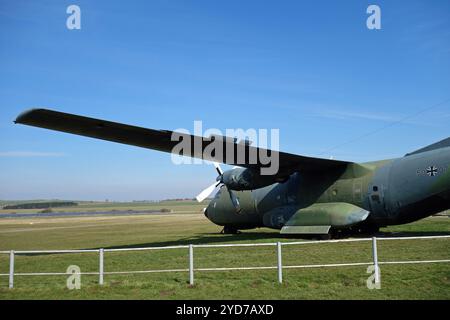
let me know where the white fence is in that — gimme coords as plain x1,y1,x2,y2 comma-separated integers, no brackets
1,235,450,289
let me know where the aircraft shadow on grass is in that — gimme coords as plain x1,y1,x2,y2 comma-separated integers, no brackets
19,230,449,256
86,230,450,251
91,232,279,251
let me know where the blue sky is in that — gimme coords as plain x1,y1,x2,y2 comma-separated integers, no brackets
0,0,449,201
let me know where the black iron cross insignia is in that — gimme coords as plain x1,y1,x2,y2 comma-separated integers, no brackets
426,166,438,177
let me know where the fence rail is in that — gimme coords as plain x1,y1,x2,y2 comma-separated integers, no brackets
1,235,449,288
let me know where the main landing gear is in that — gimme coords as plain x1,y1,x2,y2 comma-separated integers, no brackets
221,226,241,234
331,225,380,238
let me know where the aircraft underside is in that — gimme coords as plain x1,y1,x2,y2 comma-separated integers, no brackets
215,192,449,238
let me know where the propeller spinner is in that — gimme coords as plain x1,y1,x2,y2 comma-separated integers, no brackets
195,162,241,213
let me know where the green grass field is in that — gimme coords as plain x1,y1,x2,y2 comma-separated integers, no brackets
0,201,449,300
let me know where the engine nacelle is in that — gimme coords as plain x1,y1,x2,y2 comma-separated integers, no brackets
220,167,281,191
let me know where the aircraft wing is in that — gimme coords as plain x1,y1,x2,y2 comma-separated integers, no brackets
15,109,351,176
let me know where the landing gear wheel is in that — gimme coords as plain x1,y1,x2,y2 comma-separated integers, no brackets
316,229,339,240
319,234,332,240
221,226,241,234
359,225,380,235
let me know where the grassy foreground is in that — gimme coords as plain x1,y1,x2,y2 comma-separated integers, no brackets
0,207,448,299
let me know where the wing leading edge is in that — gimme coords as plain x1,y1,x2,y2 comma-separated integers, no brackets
15,108,351,176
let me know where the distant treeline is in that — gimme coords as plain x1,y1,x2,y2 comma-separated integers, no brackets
2,202,78,210
131,198,197,202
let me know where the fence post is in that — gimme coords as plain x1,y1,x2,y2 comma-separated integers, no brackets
99,248,104,285
372,237,380,285
277,242,283,284
189,244,194,286
9,250,14,289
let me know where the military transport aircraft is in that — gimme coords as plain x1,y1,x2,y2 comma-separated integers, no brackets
15,109,450,238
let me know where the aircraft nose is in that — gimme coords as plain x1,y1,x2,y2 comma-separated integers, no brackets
203,203,213,220
204,201,216,223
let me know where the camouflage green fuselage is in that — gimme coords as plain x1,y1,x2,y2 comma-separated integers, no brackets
205,147,450,231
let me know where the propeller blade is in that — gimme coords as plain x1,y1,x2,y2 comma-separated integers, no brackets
227,188,241,213
213,162,224,176
196,181,220,202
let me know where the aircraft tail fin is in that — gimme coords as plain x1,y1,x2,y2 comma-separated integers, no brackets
405,137,450,156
